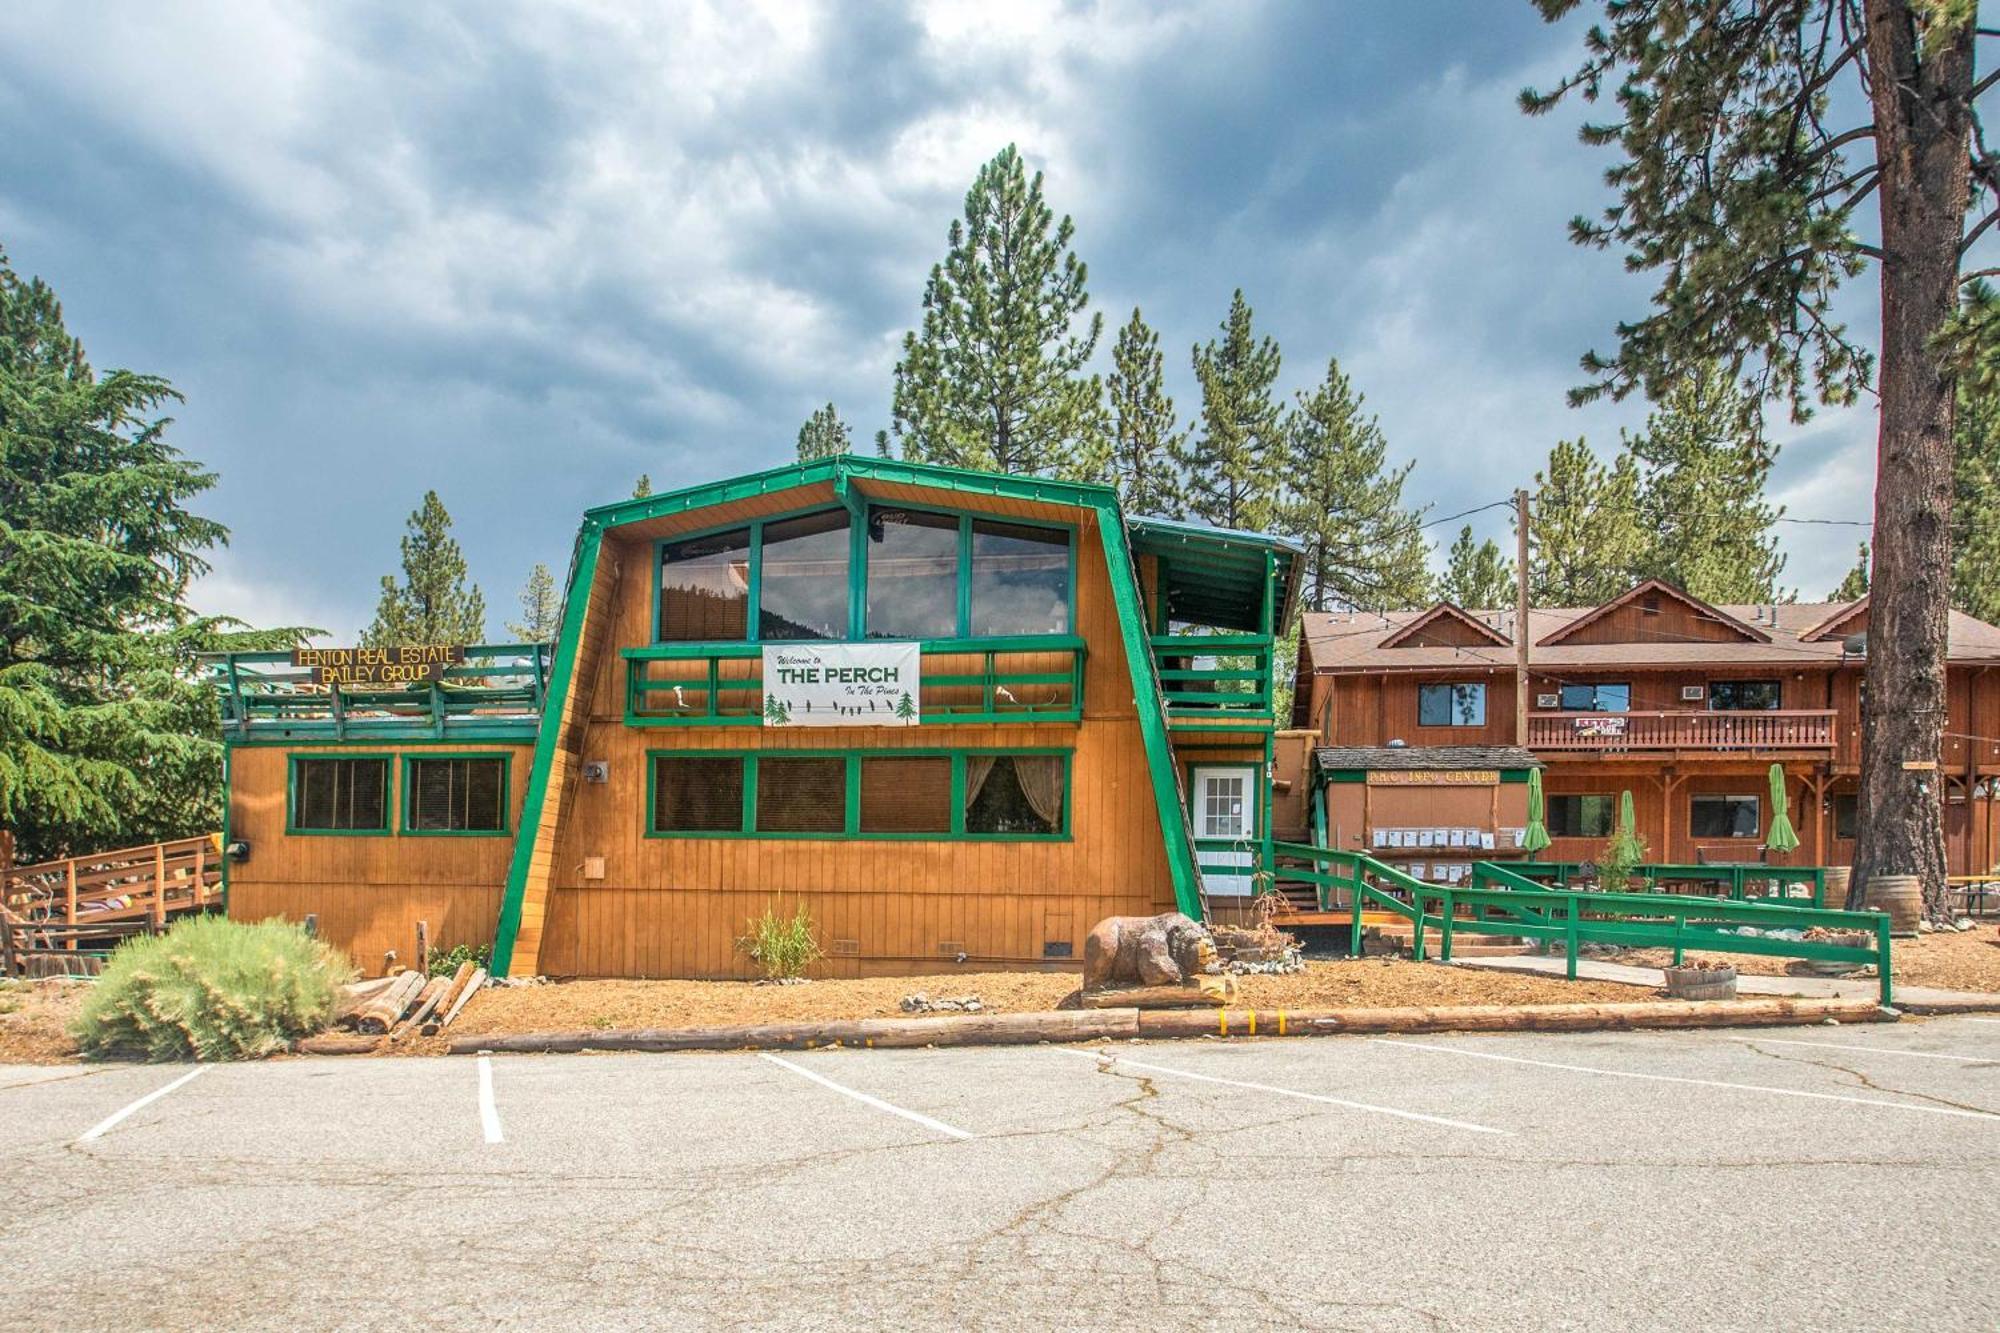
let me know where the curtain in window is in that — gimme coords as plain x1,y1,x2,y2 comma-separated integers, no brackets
1012,755,1065,829
963,754,997,812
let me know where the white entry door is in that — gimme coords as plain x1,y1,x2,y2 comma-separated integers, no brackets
1192,765,1258,897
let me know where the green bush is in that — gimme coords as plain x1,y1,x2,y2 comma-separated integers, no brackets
426,942,492,979
73,915,356,1061
734,904,823,980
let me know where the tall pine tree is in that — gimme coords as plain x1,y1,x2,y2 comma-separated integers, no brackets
1438,526,1514,610
0,246,309,859
1105,308,1185,517
1179,290,1284,532
795,403,852,461
1831,544,1870,602
1953,381,2000,622
363,491,487,646
1627,367,1787,603
506,563,561,642
879,145,1106,477
1529,438,1646,605
1275,356,1429,610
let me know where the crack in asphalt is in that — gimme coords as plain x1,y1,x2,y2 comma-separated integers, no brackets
1733,1040,2000,1117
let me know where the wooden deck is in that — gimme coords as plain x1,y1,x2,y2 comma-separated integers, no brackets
2,835,223,975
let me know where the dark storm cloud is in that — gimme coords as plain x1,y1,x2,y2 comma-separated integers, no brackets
0,1,1880,636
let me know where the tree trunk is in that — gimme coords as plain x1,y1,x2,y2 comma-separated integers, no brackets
1850,2,1973,919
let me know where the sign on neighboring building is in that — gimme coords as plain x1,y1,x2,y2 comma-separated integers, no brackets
291,644,465,686
761,643,920,726
1572,715,1628,736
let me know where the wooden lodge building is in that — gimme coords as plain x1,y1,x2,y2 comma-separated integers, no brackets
1291,579,2000,880
213,456,1302,978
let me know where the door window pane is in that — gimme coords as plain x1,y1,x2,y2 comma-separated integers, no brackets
1201,775,1248,837
1546,794,1613,838
1559,683,1629,712
659,527,751,641
292,758,388,831
652,757,745,832
758,510,849,641
1690,794,1760,838
1708,680,1781,711
407,757,506,832
964,755,1064,835
1418,683,1486,727
857,756,952,833
969,520,1070,636
756,757,846,833
866,509,960,639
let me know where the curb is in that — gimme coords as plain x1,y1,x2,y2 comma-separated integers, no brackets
446,996,1894,1056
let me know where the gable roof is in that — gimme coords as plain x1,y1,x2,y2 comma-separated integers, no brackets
1380,601,1512,649
1536,577,1769,647
1799,596,1869,643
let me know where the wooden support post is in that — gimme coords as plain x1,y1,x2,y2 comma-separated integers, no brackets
152,844,167,930
65,861,77,950
416,920,430,975
1514,488,1531,746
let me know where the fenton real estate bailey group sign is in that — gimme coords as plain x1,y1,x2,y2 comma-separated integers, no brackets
761,643,920,727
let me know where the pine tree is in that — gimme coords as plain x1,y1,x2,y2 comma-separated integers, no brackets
880,145,1106,477
1528,438,1646,605
1831,544,1870,602
1953,382,2000,622
1274,356,1429,610
506,563,561,642
633,474,652,498
1438,526,1514,610
795,403,852,461
0,247,309,859
1179,290,1284,532
1627,367,1787,603
362,491,487,646
1105,308,1185,516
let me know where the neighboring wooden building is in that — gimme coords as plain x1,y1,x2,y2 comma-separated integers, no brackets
215,457,1300,977
1291,580,2000,875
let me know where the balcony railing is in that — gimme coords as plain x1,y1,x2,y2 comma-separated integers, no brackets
623,636,1085,726
1149,634,1273,719
1526,709,1837,752
208,645,550,741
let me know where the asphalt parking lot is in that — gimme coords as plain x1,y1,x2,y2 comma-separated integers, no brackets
6,1019,2000,1332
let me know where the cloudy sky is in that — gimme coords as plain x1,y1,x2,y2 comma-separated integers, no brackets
0,1,1882,640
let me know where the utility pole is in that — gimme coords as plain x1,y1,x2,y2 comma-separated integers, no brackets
1514,488,1531,745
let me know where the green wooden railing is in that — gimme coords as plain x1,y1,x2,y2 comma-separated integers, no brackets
623,636,1086,726
1149,633,1272,717
1265,841,1894,1007
208,645,551,742
1480,860,1829,906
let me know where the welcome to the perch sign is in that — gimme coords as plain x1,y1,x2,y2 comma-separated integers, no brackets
761,643,920,726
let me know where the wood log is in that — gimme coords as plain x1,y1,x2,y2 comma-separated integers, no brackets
1080,974,1237,1009
390,977,449,1039
425,961,477,1031
449,1007,1142,1055
352,970,427,1034
297,1032,384,1056
1131,997,1891,1040
427,968,486,1034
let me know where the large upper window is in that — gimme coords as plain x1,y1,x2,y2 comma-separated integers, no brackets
405,756,507,834
1690,794,1760,838
658,527,752,642
865,507,1071,640
291,757,389,833
1559,683,1629,712
1418,682,1486,727
756,511,850,641
1708,680,1781,711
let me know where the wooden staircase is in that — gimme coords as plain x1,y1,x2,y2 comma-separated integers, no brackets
1,835,223,976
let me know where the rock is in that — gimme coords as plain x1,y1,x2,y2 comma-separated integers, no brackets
1917,919,1936,933
1955,917,1977,932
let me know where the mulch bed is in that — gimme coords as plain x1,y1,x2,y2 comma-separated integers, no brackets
1611,925,2000,993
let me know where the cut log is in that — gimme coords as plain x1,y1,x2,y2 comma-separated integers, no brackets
1130,997,1891,1040
335,975,400,1023
298,1032,384,1056
1080,974,1237,1009
426,961,477,1030
352,970,427,1034
449,1007,1141,1054
390,977,449,1039
426,968,486,1034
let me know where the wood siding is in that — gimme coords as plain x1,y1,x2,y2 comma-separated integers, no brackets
225,743,530,975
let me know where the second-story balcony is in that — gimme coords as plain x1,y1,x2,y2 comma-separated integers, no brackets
1150,633,1274,722
1526,709,1837,753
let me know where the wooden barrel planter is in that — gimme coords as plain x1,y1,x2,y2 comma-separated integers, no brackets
1664,964,1738,1001
1865,874,1924,937
1822,865,1852,910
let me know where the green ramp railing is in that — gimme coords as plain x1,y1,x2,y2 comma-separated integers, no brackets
1265,842,1894,1008
1478,860,1829,906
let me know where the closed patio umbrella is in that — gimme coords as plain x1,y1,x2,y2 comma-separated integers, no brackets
1521,767,1551,854
1765,763,1800,853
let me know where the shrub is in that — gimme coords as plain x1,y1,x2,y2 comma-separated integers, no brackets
73,915,356,1061
426,942,492,979
734,904,823,980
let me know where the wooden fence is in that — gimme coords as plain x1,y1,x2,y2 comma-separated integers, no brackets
2,835,223,976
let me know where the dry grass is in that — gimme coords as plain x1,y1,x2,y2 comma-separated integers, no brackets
1611,925,2000,994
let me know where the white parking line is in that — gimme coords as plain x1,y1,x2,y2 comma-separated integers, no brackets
1372,1038,2000,1122
1059,1048,1510,1136
477,1056,504,1144
758,1053,973,1141
76,1066,207,1143
1731,1036,1994,1064
1962,1018,2000,1026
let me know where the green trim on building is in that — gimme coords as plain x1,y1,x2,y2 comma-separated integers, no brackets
284,753,395,837
400,752,514,837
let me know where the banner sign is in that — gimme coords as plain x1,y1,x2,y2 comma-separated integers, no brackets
291,644,465,686
1365,770,1499,786
1572,715,1628,737
761,643,920,726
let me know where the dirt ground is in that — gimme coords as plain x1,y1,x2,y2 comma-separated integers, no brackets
1611,925,2000,994
0,978,89,1065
